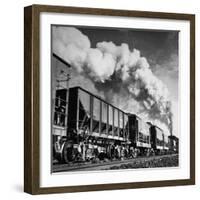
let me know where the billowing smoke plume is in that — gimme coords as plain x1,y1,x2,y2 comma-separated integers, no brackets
53,26,173,134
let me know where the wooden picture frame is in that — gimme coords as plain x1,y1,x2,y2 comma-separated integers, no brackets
24,4,195,194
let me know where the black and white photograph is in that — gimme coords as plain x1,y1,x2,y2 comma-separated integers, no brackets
51,25,179,173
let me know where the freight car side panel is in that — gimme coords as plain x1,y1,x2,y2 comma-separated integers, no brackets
128,115,137,146
150,126,164,150
77,87,128,141
128,114,151,148
136,117,151,148
150,126,156,150
92,96,101,135
78,89,91,133
163,134,169,150
124,114,129,140
156,128,163,150
101,101,108,136
67,88,78,131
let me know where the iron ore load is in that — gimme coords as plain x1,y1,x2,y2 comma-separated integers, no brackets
53,87,179,163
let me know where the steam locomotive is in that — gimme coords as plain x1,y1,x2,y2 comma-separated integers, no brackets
53,86,179,163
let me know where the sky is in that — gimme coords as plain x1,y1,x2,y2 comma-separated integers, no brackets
52,25,179,136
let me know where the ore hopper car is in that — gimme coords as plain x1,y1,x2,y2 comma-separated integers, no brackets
53,87,130,163
128,114,151,157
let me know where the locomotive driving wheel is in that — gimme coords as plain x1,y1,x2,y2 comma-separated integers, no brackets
62,142,76,163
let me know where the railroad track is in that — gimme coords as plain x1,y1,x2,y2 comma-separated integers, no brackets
53,154,178,172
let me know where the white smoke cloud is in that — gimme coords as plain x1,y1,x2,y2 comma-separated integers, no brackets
52,26,172,132
52,26,90,50
86,48,116,81
96,42,130,71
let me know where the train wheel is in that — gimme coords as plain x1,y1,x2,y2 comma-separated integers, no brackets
146,150,150,157
62,143,76,163
151,149,155,156
133,150,138,158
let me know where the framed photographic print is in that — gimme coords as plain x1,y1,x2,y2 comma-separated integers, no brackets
24,4,195,194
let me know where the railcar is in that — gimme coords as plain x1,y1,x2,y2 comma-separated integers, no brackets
168,135,179,153
150,125,165,155
128,114,151,157
53,87,130,163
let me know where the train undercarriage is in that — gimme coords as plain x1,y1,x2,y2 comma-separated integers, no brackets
53,131,155,164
